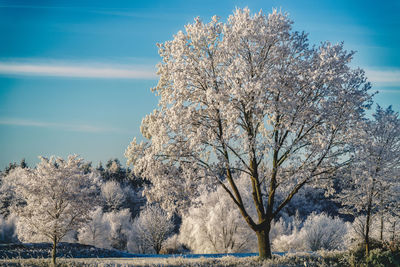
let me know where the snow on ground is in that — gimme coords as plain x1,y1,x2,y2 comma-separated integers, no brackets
0,242,289,260
0,253,342,267
0,243,342,267
0,242,135,259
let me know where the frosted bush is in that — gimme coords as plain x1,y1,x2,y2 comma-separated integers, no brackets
78,207,111,248
78,208,133,251
62,230,78,243
103,209,132,251
269,217,291,241
272,229,306,252
301,212,348,251
159,234,188,254
0,213,18,243
273,212,348,252
179,175,258,253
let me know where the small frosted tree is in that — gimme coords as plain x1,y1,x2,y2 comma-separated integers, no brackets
104,209,133,251
77,207,110,248
101,180,126,211
8,155,100,266
78,208,133,251
338,105,400,256
132,204,174,254
386,181,400,242
0,167,26,217
126,8,371,258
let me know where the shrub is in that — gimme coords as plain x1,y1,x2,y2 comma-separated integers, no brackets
367,248,400,267
341,239,400,266
273,212,348,252
0,213,18,243
302,212,348,251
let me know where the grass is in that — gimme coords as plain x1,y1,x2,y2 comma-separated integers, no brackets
0,252,346,267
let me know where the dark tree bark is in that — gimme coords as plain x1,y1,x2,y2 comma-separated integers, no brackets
365,192,373,257
51,235,57,266
380,214,384,241
256,225,272,260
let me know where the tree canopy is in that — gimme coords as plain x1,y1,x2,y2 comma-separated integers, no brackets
126,8,372,259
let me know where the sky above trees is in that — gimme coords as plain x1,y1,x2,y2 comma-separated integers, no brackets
0,0,399,168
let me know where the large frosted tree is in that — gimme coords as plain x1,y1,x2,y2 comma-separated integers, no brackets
8,155,100,265
126,8,371,259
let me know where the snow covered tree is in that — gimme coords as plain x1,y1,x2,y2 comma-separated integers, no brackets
338,105,400,256
104,208,133,251
0,169,22,217
125,8,371,259
100,179,144,216
78,208,133,251
0,160,29,217
7,155,100,265
386,181,400,242
77,207,110,248
103,159,127,183
101,180,126,211
132,204,174,254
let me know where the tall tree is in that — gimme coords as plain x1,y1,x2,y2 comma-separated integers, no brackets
125,8,371,259
338,106,400,257
6,155,100,265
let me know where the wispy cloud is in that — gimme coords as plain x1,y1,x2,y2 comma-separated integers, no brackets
377,89,400,94
0,4,175,19
0,61,157,79
365,69,400,86
0,118,124,133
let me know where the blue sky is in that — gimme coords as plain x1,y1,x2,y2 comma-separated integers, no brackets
0,0,399,169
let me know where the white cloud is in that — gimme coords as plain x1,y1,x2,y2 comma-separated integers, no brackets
0,118,123,133
365,69,400,86
0,61,157,79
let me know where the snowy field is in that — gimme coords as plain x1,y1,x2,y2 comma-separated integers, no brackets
0,243,342,267
0,256,261,267
0,253,341,267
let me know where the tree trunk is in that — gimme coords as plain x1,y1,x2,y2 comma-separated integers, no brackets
365,178,375,258
380,214,384,241
51,235,57,266
256,227,272,260
392,221,396,241
365,209,371,257
155,243,161,254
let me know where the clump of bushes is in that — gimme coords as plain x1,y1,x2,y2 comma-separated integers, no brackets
341,239,400,267
272,212,349,252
